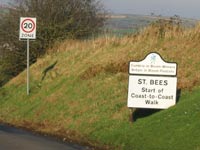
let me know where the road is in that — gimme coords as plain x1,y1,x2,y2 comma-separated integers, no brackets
0,124,89,150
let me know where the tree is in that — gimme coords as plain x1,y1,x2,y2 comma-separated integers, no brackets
0,0,106,86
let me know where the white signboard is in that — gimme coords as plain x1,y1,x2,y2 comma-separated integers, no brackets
19,17,36,39
129,53,177,76
128,75,177,109
128,52,177,109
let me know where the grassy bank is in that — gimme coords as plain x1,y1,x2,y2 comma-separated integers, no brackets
1,22,200,149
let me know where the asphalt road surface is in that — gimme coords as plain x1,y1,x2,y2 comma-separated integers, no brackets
0,124,89,150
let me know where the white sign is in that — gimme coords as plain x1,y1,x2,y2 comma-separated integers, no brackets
19,17,36,39
129,53,177,76
127,52,177,109
128,75,177,109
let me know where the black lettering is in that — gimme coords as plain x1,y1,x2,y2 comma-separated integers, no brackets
24,23,33,29
21,33,34,37
24,23,28,29
131,93,147,98
164,80,168,86
150,80,168,86
145,100,158,105
138,79,146,85
150,80,155,85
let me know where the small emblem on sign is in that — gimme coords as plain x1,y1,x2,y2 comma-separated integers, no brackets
150,53,156,64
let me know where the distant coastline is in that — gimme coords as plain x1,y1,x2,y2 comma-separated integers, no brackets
106,13,200,22
105,15,127,19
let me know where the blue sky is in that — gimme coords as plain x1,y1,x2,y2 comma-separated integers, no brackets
101,0,200,19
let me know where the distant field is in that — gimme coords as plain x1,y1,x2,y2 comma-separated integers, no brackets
105,14,198,36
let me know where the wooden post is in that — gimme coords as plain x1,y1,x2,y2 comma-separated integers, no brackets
129,108,134,122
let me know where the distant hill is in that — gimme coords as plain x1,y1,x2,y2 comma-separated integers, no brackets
105,14,198,35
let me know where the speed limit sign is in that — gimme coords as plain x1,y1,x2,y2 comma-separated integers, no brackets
19,17,36,39
19,17,37,95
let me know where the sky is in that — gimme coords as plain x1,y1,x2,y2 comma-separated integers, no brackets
101,0,200,19
1,0,200,19
0,0,10,4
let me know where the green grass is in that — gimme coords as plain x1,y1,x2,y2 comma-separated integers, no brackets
1,71,200,149
1,23,200,149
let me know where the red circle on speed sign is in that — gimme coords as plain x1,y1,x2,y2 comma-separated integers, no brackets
21,19,36,33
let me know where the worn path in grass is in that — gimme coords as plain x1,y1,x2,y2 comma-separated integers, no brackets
0,124,88,150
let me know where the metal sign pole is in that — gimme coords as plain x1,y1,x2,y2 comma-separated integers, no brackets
27,39,30,95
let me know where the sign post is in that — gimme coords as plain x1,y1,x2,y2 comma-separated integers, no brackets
27,39,30,95
127,52,177,121
19,17,36,95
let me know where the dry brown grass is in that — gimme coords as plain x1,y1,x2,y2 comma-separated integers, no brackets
8,20,200,90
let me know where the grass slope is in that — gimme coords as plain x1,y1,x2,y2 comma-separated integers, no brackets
1,22,200,149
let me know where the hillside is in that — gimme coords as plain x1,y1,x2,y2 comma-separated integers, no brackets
1,21,200,149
